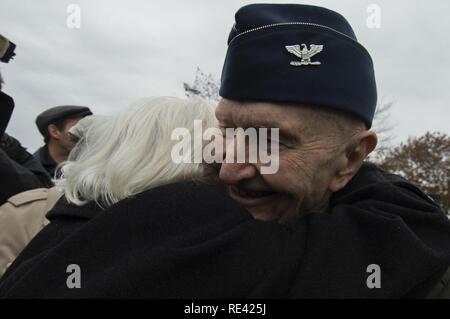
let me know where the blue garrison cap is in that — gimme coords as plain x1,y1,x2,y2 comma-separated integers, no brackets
220,4,377,127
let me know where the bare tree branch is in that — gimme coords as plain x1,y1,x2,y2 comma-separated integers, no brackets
183,67,220,102
369,100,396,162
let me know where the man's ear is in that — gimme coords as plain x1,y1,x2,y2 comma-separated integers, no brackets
329,131,378,192
47,124,62,141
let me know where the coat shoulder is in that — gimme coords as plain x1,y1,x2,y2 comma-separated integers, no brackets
7,188,50,207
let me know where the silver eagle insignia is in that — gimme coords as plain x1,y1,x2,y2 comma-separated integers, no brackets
285,44,324,66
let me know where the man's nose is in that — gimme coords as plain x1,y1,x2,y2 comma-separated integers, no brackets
218,129,258,184
219,162,257,185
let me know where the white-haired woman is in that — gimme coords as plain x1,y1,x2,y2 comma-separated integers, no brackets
58,96,218,208
0,97,217,277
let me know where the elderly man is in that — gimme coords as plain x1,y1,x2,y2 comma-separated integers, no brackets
216,4,378,222
216,3,450,294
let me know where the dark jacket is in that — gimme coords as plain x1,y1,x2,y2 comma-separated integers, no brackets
0,134,53,205
0,92,52,204
0,149,44,205
0,91,14,138
1,134,52,188
1,163,450,298
33,145,57,178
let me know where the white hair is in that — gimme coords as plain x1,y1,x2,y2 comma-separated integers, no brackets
57,96,217,208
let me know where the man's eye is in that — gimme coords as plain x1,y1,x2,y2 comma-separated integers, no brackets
267,139,287,148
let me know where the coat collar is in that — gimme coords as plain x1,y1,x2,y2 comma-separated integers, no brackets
34,145,58,176
46,197,104,221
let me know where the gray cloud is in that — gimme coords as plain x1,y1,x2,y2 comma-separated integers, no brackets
1,0,449,152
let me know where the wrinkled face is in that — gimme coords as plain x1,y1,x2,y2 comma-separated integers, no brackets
216,99,349,222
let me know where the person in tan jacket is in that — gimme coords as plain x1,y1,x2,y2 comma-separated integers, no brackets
0,115,99,277
0,187,62,276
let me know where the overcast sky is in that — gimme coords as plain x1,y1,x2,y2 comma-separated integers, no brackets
1,0,449,152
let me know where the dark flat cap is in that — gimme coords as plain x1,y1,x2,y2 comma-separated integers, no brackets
220,4,377,127
36,105,93,137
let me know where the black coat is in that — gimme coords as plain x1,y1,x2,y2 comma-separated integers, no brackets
1,163,450,298
0,91,14,138
33,146,58,178
1,134,52,187
0,149,46,205
0,134,53,204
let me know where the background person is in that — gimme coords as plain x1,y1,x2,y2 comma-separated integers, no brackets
0,35,52,204
0,116,101,277
34,105,92,177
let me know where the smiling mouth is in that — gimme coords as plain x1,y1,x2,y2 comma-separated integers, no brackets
228,185,277,207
